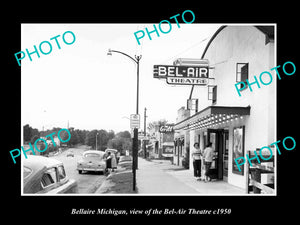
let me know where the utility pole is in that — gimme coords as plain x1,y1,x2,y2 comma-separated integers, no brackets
143,107,147,159
96,132,98,150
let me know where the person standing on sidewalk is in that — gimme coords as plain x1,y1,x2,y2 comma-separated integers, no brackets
105,152,112,173
192,142,202,180
203,143,214,182
111,153,117,172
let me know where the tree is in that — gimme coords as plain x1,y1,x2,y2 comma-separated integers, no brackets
85,130,99,149
39,142,48,156
57,129,73,146
107,130,132,155
30,135,39,144
75,129,88,145
107,130,115,140
98,129,109,151
23,124,40,144
147,119,168,132
116,131,131,139
69,129,79,147
23,124,32,142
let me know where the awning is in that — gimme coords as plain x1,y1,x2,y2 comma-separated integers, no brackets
174,105,250,131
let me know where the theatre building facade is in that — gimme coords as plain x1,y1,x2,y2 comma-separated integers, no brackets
173,25,276,190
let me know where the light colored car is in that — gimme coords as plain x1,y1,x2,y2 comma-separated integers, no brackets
119,155,132,163
77,150,106,174
66,150,74,157
23,155,78,194
104,148,118,155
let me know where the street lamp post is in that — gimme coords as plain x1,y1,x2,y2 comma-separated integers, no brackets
107,49,142,191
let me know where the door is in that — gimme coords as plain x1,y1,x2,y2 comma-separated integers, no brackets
207,129,224,180
223,130,229,181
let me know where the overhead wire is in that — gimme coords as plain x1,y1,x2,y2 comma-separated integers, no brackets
158,36,209,65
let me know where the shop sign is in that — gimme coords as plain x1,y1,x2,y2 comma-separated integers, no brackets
159,124,174,133
138,132,145,140
153,65,209,85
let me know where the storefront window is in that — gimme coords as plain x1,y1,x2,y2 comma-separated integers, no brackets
232,126,245,175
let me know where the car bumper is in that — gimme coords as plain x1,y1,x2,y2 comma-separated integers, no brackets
77,166,106,172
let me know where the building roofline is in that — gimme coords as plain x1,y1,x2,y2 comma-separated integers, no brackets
201,25,227,59
189,25,274,99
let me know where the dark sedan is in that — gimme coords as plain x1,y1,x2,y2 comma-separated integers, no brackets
23,155,78,194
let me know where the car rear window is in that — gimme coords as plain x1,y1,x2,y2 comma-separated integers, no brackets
84,153,102,159
41,168,57,188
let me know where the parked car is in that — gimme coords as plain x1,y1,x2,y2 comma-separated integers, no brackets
118,155,132,170
119,155,132,163
23,155,78,194
77,150,106,174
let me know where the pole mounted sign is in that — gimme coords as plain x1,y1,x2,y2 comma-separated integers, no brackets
153,65,209,85
159,124,174,133
130,114,140,129
153,58,211,85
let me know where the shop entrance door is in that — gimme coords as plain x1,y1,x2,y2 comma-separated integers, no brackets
223,130,229,181
207,129,224,180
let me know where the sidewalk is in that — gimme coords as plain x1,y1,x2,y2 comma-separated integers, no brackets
136,158,245,195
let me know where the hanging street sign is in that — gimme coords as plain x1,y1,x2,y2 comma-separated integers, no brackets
153,64,209,85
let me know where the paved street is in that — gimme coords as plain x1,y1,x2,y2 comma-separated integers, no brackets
49,147,244,195
51,146,107,194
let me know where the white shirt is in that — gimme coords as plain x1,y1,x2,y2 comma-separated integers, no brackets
203,147,214,162
192,148,202,160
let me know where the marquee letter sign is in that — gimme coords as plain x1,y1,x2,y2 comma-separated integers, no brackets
153,65,209,85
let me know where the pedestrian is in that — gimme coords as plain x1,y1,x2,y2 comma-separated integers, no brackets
203,142,214,182
192,142,202,180
111,153,117,172
106,152,112,173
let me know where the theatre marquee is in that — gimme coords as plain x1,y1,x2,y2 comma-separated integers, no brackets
153,65,209,85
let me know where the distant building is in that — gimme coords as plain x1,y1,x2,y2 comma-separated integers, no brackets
147,122,174,159
174,106,190,166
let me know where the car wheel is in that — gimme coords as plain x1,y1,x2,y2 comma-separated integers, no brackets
78,170,82,174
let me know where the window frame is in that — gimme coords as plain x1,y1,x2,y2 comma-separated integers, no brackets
57,165,67,183
236,63,249,90
23,166,32,179
208,85,217,104
40,167,58,189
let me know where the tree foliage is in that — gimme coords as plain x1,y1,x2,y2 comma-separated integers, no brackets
107,131,132,155
23,124,131,153
23,124,39,143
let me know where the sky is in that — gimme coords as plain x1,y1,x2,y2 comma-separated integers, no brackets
21,23,220,132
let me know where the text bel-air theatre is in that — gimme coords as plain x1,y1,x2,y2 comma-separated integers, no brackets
171,26,276,191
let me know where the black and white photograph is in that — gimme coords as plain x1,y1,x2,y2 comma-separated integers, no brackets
4,4,298,221
20,23,277,196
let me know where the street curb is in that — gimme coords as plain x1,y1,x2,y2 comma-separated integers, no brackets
95,166,134,194
95,174,116,194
